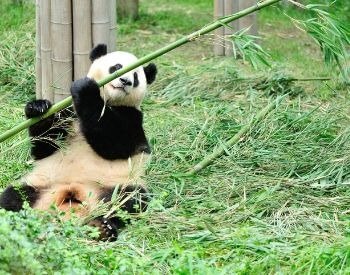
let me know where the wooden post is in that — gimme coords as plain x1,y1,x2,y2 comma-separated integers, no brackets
214,0,225,56
224,0,234,56
233,0,258,36
214,0,258,56
36,0,116,102
117,0,139,20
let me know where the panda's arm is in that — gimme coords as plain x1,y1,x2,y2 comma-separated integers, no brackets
71,78,150,159
25,100,73,160
70,77,105,121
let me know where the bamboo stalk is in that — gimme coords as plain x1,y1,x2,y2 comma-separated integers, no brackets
92,0,110,48
109,0,117,52
35,0,41,99
214,0,225,56
40,0,53,101
187,95,285,175
51,0,73,102
73,0,92,79
0,0,282,143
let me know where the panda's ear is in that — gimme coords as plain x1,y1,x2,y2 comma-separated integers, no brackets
143,63,157,84
90,44,107,62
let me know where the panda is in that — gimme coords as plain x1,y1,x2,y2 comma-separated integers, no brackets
0,44,158,241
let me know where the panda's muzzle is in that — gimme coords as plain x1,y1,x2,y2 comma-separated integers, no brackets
120,77,132,86
63,191,82,204
110,83,127,93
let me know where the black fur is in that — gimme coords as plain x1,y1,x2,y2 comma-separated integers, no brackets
71,77,151,160
0,184,39,211
109,63,122,74
96,185,148,233
133,72,139,87
143,63,157,84
25,100,74,160
88,216,118,241
89,44,107,62
25,99,51,118
86,185,148,241
120,77,132,86
100,185,148,214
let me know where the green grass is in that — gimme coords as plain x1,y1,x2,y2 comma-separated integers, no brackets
1,0,350,273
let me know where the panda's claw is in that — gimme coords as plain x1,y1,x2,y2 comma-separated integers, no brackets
88,216,118,242
25,99,52,118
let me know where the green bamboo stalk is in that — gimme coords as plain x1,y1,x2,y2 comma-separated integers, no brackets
0,0,281,143
187,96,285,175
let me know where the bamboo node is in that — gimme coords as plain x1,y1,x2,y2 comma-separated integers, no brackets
50,20,73,25
91,20,110,24
73,51,90,55
51,58,73,63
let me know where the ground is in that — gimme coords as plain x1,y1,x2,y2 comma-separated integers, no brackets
0,0,350,273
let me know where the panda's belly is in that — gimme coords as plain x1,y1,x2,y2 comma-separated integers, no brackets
23,134,150,188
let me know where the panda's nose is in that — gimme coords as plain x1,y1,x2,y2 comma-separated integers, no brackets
120,77,132,86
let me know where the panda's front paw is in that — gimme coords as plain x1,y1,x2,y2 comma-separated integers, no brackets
88,216,118,242
70,77,100,99
25,99,52,118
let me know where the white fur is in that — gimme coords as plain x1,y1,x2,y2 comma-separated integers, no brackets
25,123,149,188
87,51,148,109
25,123,150,214
24,51,151,215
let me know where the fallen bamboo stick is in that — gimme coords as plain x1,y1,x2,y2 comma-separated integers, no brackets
0,0,281,143
187,95,285,175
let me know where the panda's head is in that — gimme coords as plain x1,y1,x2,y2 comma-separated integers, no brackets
87,44,157,109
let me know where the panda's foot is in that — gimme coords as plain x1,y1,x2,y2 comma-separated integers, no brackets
121,185,149,214
88,217,118,242
25,99,52,118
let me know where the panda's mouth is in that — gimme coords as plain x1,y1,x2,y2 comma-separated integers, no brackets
110,83,128,94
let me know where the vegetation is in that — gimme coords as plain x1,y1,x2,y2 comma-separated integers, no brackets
0,0,350,273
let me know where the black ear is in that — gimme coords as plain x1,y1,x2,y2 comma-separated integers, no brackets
143,63,157,84
90,44,107,62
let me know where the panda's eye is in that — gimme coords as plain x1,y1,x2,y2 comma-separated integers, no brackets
109,63,123,74
133,72,139,87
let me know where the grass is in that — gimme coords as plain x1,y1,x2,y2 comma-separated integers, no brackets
1,0,350,273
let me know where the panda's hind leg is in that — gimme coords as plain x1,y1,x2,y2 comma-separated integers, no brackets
0,184,39,211
89,185,149,241
101,185,149,217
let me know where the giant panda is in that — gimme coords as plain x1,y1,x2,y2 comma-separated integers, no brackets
0,44,158,241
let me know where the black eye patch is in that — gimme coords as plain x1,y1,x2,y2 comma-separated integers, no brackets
109,63,123,74
133,72,139,87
